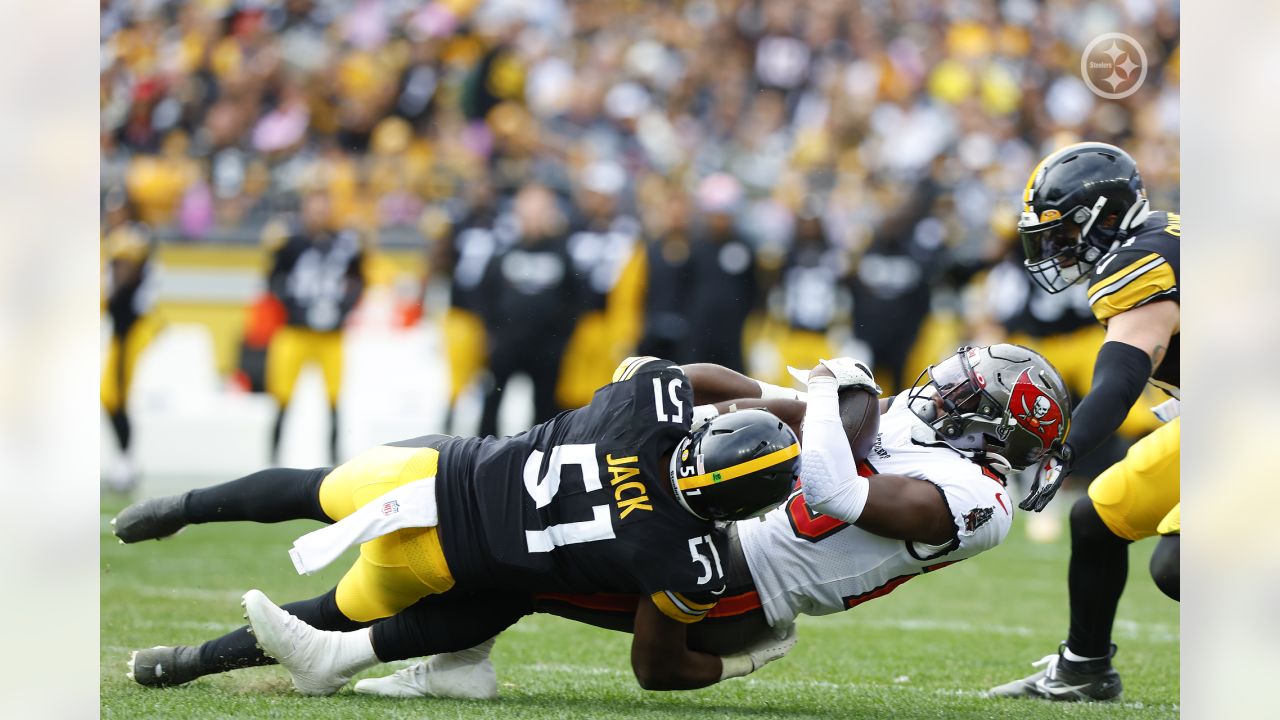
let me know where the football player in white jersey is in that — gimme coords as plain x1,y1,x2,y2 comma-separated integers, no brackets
225,344,1071,698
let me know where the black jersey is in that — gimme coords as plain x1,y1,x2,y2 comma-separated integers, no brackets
269,232,364,331
434,358,730,622
985,256,1095,339
1085,211,1180,394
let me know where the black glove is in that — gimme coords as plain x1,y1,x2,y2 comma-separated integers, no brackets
1019,443,1075,512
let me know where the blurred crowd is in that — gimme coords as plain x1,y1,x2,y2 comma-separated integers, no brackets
100,0,1180,461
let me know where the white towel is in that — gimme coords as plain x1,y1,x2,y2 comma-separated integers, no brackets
289,476,439,575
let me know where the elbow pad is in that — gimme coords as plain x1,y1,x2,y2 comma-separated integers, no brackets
799,376,870,522
1066,341,1153,459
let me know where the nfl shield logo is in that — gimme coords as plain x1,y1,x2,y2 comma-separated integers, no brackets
382,500,400,516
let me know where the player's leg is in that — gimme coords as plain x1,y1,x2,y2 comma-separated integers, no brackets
112,466,332,543
266,326,307,464
356,592,776,698
1150,503,1180,600
318,330,343,464
479,347,517,438
128,587,368,687
991,418,1179,701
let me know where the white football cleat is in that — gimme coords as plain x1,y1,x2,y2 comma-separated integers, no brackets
354,653,497,700
241,589,367,696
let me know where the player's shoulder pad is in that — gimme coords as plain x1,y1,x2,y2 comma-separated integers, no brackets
1085,215,1180,322
650,589,719,624
612,356,680,383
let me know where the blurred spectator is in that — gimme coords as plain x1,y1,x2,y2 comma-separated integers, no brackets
557,161,645,409
101,198,161,492
432,178,511,433
100,0,1180,412
636,178,694,363
769,199,848,385
477,184,576,437
686,174,759,373
265,188,365,464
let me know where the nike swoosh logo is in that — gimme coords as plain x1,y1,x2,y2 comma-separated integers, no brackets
1095,255,1116,275
1036,679,1093,696
995,493,1008,515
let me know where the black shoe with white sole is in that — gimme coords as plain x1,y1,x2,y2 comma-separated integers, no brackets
989,644,1122,702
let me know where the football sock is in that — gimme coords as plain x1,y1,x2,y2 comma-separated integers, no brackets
195,589,367,675
329,406,340,465
1065,496,1130,660
183,467,332,525
270,410,285,463
109,410,132,452
370,594,531,662
1063,647,1107,663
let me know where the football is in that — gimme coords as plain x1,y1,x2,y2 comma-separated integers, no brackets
838,386,881,462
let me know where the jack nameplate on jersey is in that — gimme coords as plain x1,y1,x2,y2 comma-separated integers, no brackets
607,452,652,519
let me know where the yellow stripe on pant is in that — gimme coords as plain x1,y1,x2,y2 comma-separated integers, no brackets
1088,417,1180,542
318,445,456,622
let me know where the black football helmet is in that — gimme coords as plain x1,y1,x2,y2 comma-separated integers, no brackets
669,409,799,521
906,344,1072,472
1019,142,1149,293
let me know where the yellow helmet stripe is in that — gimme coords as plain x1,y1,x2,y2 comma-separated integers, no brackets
677,443,800,491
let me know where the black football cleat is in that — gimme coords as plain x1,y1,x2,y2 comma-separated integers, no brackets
111,494,189,543
989,644,1122,702
127,645,203,687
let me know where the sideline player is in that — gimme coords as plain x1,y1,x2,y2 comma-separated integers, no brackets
208,345,1070,696
117,357,802,693
264,188,365,464
101,220,161,492
991,143,1180,702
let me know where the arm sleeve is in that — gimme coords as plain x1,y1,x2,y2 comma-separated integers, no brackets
1064,341,1152,459
799,376,869,522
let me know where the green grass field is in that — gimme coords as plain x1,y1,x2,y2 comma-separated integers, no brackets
101,493,1178,719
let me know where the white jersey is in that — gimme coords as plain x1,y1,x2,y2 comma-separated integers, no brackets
738,390,1014,628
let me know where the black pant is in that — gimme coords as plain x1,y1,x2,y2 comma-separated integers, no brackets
480,339,564,437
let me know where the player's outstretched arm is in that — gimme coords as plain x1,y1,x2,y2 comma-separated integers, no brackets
679,363,802,405
1061,299,1178,461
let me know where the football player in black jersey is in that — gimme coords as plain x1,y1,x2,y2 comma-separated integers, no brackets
101,221,161,492
991,143,1180,702
114,357,805,693
264,188,365,464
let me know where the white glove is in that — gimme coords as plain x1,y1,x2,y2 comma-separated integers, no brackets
787,357,881,396
719,624,798,680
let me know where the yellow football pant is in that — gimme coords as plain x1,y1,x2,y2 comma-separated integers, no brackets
266,326,343,406
318,445,456,622
443,308,487,403
102,315,163,414
1089,417,1180,541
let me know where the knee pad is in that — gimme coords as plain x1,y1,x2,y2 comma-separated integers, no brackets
1070,495,1126,545
1149,535,1180,601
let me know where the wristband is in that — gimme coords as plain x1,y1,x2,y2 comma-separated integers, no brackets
757,381,801,401
691,404,720,431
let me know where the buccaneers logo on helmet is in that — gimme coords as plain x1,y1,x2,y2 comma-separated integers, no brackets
1009,369,1063,449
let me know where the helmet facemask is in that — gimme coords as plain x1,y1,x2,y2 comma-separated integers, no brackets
1019,197,1109,294
907,350,1012,456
